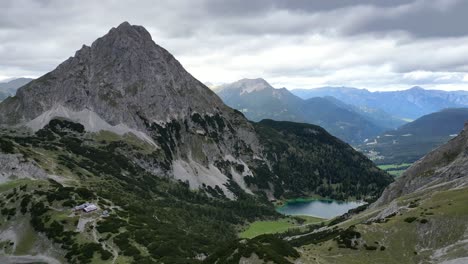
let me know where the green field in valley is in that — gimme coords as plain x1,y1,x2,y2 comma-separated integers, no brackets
378,163,412,177
240,216,324,239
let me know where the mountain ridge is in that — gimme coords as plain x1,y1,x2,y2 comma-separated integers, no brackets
359,108,468,165
291,86,468,120
217,79,399,144
0,77,33,101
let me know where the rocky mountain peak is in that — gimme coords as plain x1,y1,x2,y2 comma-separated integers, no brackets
238,78,272,91
0,22,261,198
0,22,231,134
219,78,275,95
91,21,153,54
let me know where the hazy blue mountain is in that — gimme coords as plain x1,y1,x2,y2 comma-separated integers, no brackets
0,91,8,101
0,77,33,95
323,96,407,129
359,108,468,165
291,86,468,120
302,97,385,144
217,79,387,144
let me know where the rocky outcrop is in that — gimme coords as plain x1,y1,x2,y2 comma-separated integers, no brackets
0,154,48,183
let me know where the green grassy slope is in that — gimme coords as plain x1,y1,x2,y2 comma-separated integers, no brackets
297,186,468,264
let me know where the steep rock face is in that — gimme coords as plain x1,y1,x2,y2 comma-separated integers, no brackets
0,22,229,129
374,122,468,207
0,22,261,198
0,154,48,183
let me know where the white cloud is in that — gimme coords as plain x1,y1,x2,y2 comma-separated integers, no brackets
176,33,468,91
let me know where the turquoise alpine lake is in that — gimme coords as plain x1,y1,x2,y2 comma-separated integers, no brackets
276,199,365,219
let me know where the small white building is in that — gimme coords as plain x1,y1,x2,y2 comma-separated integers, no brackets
83,204,98,213
73,202,90,211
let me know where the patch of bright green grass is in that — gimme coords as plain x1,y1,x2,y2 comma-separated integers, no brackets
386,170,406,177
92,130,123,142
14,220,37,255
378,163,412,170
0,179,39,193
91,131,155,154
240,216,323,239
378,163,412,178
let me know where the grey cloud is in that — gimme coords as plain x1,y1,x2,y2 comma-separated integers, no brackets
347,0,468,38
203,0,412,17
0,0,467,91
201,0,468,39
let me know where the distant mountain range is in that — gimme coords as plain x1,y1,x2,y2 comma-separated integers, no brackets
0,78,33,100
217,78,405,144
291,86,468,120
359,108,468,165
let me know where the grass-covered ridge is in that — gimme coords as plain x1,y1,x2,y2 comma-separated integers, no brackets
295,186,468,264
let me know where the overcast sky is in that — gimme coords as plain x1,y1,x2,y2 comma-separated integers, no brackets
1,0,468,91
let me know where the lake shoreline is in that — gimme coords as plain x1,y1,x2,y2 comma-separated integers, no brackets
275,198,366,219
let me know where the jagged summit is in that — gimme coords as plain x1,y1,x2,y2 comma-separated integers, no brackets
237,78,272,90
91,21,154,53
220,78,274,95
0,22,230,134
